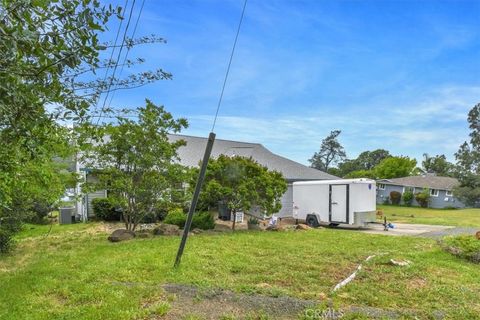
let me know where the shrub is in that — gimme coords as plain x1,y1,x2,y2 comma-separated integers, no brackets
192,211,215,230
248,217,259,225
92,198,121,221
389,191,402,205
0,215,22,254
440,235,480,263
164,208,186,228
164,209,215,230
28,200,54,224
415,189,430,208
403,191,414,206
0,228,14,254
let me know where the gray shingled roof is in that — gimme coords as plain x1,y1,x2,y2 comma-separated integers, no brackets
168,134,337,181
378,175,459,190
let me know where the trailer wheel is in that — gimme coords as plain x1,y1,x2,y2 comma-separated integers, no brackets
306,215,319,228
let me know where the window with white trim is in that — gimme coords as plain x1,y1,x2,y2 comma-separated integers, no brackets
377,183,385,190
445,190,453,197
430,189,439,197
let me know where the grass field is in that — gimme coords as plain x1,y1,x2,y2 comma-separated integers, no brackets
1,223,479,319
378,205,480,227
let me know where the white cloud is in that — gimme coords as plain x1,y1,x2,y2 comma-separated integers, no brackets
181,85,479,164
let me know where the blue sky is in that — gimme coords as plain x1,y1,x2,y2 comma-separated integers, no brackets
99,0,480,165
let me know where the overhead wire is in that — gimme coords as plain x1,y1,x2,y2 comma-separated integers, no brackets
105,0,146,112
211,0,248,132
95,0,137,126
91,0,129,117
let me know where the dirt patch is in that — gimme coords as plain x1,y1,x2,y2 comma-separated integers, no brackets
118,283,420,320
406,277,428,290
159,283,314,320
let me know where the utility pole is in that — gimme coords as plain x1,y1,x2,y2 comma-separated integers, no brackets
174,132,215,268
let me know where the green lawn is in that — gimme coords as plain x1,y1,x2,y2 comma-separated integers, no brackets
1,223,479,319
378,205,480,227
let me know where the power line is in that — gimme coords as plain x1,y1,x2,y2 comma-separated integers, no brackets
211,0,248,131
105,0,146,112
95,0,137,126
92,0,129,117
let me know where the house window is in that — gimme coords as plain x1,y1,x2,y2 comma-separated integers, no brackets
446,190,453,197
377,183,386,190
430,189,439,197
403,187,414,194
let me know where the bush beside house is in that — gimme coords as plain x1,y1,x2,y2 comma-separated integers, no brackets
164,209,215,230
389,191,402,205
403,190,414,206
415,189,431,208
92,198,121,221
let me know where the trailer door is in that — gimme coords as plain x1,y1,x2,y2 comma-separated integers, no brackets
330,184,349,223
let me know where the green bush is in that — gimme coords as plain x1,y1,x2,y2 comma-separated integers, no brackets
0,215,22,254
440,235,480,263
389,191,402,205
163,208,186,228
0,228,14,254
192,211,215,230
163,209,215,230
92,198,121,221
403,191,414,206
415,189,430,208
27,200,54,224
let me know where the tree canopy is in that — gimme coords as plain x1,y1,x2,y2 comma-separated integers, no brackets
80,100,189,231
422,153,454,176
1,1,171,251
374,156,417,179
453,103,480,206
309,130,346,172
199,155,287,230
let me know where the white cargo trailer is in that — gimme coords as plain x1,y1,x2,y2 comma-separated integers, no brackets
292,179,377,227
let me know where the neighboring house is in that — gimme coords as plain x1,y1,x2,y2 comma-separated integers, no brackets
376,175,464,208
75,134,338,220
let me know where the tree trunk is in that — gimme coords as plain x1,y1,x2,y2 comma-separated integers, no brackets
231,209,236,231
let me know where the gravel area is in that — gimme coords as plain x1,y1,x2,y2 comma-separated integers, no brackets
418,227,478,238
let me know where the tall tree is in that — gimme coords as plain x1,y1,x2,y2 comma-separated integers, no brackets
356,149,391,170
80,100,188,231
453,103,480,206
333,149,391,177
422,153,454,176
0,1,170,251
200,155,287,230
309,130,346,171
374,156,417,179
0,0,168,207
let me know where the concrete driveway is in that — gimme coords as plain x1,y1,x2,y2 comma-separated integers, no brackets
342,223,477,237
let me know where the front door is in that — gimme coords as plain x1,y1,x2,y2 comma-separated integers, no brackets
330,185,349,223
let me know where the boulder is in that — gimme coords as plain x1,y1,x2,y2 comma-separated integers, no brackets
247,223,262,231
214,222,232,231
192,228,203,234
296,224,311,230
265,224,281,231
136,232,152,239
153,224,180,236
108,229,136,242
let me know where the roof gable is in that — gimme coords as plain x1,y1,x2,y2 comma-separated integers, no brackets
169,134,338,181
378,175,459,190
